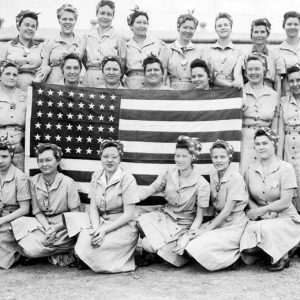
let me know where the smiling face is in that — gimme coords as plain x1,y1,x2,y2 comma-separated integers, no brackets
62,58,81,85
101,146,120,174
18,17,37,41
145,62,163,87
0,150,12,173
59,11,76,35
215,17,232,39
37,150,60,176
252,25,268,46
288,71,300,95
103,60,122,86
211,147,230,173
0,66,18,88
174,148,193,172
284,17,300,38
254,135,275,160
191,67,210,90
178,20,196,43
97,5,114,29
246,59,265,85
131,15,148,37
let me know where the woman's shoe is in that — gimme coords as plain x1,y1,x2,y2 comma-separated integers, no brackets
266,256,290,272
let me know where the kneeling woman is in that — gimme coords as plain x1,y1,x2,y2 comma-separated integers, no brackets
14,143,81,266
138,136,210,267
186,140,248,271
0,137,30,269
74,140,139,273
240,128,300,271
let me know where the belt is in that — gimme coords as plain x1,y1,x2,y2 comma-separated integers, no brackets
126,70,144,77
1,125,23,131
19,68,36,75
170,76,191,83
242,125,265,129
285,130,300,134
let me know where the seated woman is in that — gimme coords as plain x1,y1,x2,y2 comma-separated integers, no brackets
138,136,210,267
0,136,30,269
186,140,248,271
190,58,212,90
56,53,83,87
72,139,139,273
98,56,125,89
142,54,173,90
240,128,300,271
0,60,27,171
13,143,81,266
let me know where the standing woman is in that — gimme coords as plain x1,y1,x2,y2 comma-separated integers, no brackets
98,56,125,89
190,58,212,90
186,140,248,271
0,10,42,92
240,55,279,174
162,11,202,90
14,143,81,266
124,6,166,89
36,4,85,84
0,137,30,269
202,12,243,89
278,11,300,95
278,65,300,212
73,140,139,273
138,136,210,267
240,128,300,271
82,0,126,88
0,61,27,171
244,18,285,95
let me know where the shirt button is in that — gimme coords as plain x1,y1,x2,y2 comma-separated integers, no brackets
175,203,178,206
292,157,295,159
262,191,265,194
292,147,295,149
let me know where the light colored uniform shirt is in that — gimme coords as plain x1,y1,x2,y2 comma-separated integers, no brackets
31,172,80,216
278,40,300,69
89,167,139,214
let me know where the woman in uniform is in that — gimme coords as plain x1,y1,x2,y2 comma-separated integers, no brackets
240,128,300,271
0,137,30,269
278,65,300,212
73,140,139,273
36,4,85,84
124,6,165,89
0,61,27,171
0,10,42,92
240,55,279,174
137,136,210,267
186,140,248,271
14,143,81,266
202,12,243,89
190,58,212,91
162,11,201,90
82,0,126,87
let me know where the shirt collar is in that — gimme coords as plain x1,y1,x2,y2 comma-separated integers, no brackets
54,33,81,44
11,36,40,48
279,40,300,52
287,93,298,105
35,172,64,192
211,40,235,50
100,166,123,187
212,163,236,185
171,40,195,53
251,45,269,55
127,35,156,48
2,164,16,183
250,158,280,176
88,27,117,39
244,82,272,97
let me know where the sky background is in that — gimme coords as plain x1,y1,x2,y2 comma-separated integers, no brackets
0,0,300,35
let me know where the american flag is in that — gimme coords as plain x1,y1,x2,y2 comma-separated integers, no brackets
26,82,242,207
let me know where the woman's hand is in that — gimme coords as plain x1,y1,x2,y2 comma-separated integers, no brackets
34,66,52,82
42,225,58,246
230,80,243,89
90,226,107,248
246,207,265,220
173,231,195,255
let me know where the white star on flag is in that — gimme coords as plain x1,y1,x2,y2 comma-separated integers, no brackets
110,94,116,100
79,92,84,98
37,100,43,106
34,133,41,140
86,148,92,154
76,147,82,154
100,94,105,99
37,88,43,94
57,101,64,107
98,126,104,132
58,90,63,96
66,136,72,142
67,113,73,119
87,125,94,131
35,122,41,129
89,93,95,99
56,123,62,130
65,147,71,153
77,114,83,120
99,104,105,110
76,136,83,142
68,102,74,108
77,124,82,131
87,136,93,143
55,135,61,141
97,137,103,143
57,113,63,119
109,116,115,122
46,123,52,129
109,126,115,132
45,134,51,140
88,114,94,120
69,91,75,97
109,104,115,110
89,103,95,109
78,102,84,108
67,124,73,130
47,90,53,96
47,112,53,118
37,111,43,117
98,115,104,121
47,100,53,107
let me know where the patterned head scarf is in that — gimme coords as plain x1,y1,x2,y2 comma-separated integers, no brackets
99,139,124,158
0,135,15,156
0,60,19,76
16,10,39,29
254,128,279,148
177,10,199,30
210,139,234,160
101,55,122,71
57,4,78,20
176,135,202,161
127,5,149,27
251,18,271,38
35,143,63,160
